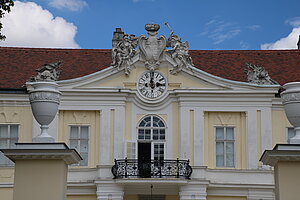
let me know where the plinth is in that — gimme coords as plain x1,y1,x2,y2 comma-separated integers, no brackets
260,144,300,200
0,143,81,200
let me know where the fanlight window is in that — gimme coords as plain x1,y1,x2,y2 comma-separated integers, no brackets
138,116,165,140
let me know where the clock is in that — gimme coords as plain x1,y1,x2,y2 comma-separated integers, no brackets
138,71,167,99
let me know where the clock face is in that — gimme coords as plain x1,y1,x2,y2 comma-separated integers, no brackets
138,71,167,99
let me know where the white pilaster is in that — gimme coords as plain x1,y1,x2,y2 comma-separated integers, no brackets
261,108,273,152
247,109,258,168
179,183,207,200
194,108,204,166
180,106,190,159
114,106,125,159
100,108,111,165
96,182,124,200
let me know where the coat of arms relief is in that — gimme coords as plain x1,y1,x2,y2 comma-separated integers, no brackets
111,23,194,75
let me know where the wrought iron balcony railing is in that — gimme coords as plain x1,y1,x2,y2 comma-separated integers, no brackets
111,158,192,179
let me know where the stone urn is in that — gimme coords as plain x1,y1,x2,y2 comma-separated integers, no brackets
26,61,62,142
280,82,300,144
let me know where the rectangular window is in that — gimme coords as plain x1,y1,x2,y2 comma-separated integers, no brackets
287,127,296,143
215,127,235,168
0,125,19,166
69,125,89,166
153,143,164,161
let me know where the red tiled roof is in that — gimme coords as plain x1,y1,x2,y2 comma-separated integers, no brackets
1,47,300,89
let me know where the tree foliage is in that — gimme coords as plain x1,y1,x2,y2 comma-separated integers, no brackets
0,0,14,40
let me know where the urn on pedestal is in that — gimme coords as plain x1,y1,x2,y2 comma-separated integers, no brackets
26,61,62,143
280,82,300,144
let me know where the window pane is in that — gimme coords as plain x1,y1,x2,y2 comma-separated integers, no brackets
80,140,89,153
153,129,158,140
216,127,224,140
226,128,234,140
10,139,18,148
80,153,88,166
0,140,7,148
226,142,234,167
70,140,78,149
145,129,151,139
70,127,78,139
160,129,165,140
158,120,164,127
138,129,144,140
216,142,224,155
139,120,145,127
80,126,89,139
0,126,8,138
216,155,224,167
10,125,18,138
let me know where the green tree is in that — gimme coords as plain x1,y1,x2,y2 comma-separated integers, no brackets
0,0,14,40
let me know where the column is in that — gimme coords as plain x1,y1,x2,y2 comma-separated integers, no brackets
246,109,258,168
114,106,125,160
194,108,204,166
100,108,111,165
179,106,190,160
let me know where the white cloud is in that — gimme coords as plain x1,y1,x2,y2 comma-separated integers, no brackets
201,18,241,45
0,1,79,48
261,17,300,50
48,0,87,12
285,17,300,27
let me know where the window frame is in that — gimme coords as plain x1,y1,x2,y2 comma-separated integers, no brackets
68,125,90,166
214,126,236,168
0,124,19,166
137,115,166,160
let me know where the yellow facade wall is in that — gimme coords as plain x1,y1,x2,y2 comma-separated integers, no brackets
204,112,246,169
58,110,100,168
272,110,291,146
0,168,14,183
0,106,33,142
207,196,247,200
124,195,139,200
81,65,220,90
0,187,13,200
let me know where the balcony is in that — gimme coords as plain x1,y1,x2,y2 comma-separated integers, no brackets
111,158,192,179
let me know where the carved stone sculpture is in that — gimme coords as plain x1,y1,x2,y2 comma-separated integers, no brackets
111,34,138,75
138,24,167,71
111,23,194,75
244,63,278,85
30,61,62,82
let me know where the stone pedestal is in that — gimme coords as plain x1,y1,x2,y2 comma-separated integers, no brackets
0,143,81,200
260,144,300,200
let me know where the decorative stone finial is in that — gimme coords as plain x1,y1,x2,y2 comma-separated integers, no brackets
30,61,62,82
145,24,160,32
244,63,278,85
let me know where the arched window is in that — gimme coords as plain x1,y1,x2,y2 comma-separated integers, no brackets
137,115,166,161
138,115,165,140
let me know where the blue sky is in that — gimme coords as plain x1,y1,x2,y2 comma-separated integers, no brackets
1,0,300,50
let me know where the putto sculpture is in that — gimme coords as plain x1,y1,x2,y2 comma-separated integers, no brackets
165,22,194,74
111,23,194,75
30,61,62,82
244,63,278,85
